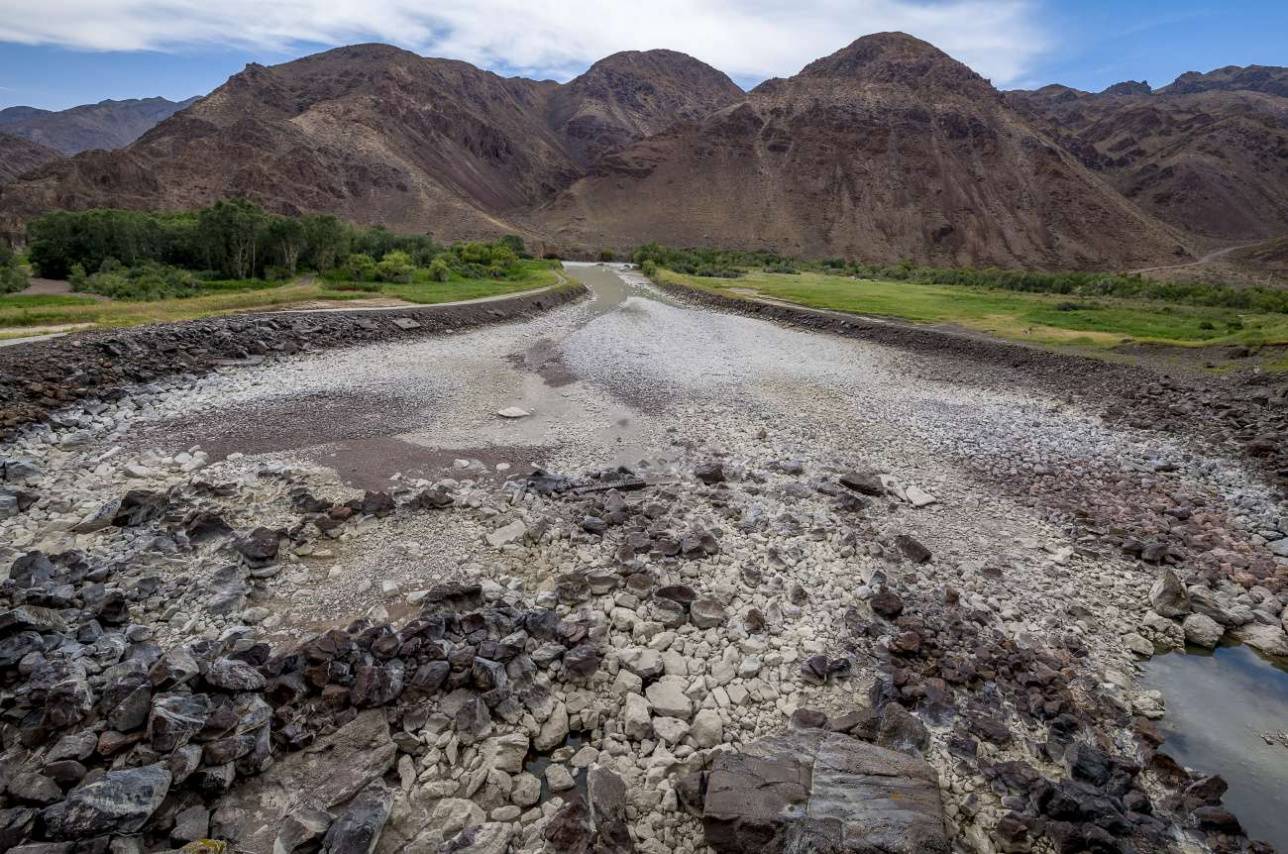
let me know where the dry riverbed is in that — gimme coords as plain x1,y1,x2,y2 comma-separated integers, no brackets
1,264,1285,853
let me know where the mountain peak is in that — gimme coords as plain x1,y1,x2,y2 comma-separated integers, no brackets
797,32,993,97
1101,80,1151,96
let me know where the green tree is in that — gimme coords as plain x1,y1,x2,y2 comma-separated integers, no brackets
198,199,267,278
266,216,307,276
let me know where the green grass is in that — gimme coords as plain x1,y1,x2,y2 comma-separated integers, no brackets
323,260,560,305
0,262,560,335
658,268,1288,350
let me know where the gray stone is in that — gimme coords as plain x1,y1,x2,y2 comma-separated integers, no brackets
1181,613,1223,649
690,597,727,629
703,730,948,854
1150,569,1190,618
322,786,392,854
42,763,171,839
645,676,692,721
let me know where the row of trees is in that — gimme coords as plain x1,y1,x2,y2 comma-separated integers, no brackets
25,200,531,283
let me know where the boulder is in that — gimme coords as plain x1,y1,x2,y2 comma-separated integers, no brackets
42,763,171,839
1149,569,1190,618
322,786,391,854
645,676,692,721
703,730,948,853
215,711,396,853
1181,613,1223,649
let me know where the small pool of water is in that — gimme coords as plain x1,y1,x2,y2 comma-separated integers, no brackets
1143,643,1288,849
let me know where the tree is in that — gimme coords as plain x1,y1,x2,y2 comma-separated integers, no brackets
198,199,266,279
266,216,307,276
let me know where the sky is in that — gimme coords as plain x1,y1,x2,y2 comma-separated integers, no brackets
0,0,1284,111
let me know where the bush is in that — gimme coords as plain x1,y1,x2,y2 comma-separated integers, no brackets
0,245,28,294
376,250,414,283
71,262,202,300
344,253,377,282
599,249,616,262
427,257,452,282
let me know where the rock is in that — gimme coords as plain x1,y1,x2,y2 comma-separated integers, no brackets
1233,622,1288,657
496,407,530,419
111,490,169,528
904,485,937,508
443,823,512,854
691,708,724,748
536,703,570,751
690,597,727,629
1149,569,1190,618
1267,538,1288,558
42,763,171,839
274,806,332,854
703,730,948,854
511,773,541,807
624,693,653,740
483,733,529,775
234,527,279,566
431,798,485,836
7,773,62,805
486,520,527,548
895,534,932,564
876,704,930,756
215,711,396,853
170,805,210,844
695,462,725,484
350,662,405,707
323,786,392,854
205,566,250,615
546,764,575,791
1123,632,1154,657
563,643,600,679
205,657,266,691
1181,613,1223,648
870,589,904,620
839,471,885,496
646,676,692,721
653,716,691,745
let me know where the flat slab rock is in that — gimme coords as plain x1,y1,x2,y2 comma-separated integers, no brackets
215,710,396,853
703,730,949,854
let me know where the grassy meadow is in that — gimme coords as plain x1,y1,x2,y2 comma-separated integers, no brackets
656,268,1288,351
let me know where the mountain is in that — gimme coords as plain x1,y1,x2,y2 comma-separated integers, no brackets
1007,68,1288,245
0,132,63,183
0,44,743,242
4,37,1287,273
538,33,1186,269
546,50,743,166
0,96,199,155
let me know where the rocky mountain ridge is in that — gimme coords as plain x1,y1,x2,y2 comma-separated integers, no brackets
0,97,199,156
2,35,1285,274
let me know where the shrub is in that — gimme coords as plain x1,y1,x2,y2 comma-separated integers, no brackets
344,253,377,282
427,257,452,282
0,245,28,294
376,250,414,283
599,249,616,262
72,262,202,300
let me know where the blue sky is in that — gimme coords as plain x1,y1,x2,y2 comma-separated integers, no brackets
0,0,1284,111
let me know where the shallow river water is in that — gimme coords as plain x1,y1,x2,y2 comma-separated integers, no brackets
1144,644,1288,849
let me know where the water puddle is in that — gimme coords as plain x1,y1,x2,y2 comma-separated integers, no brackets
1143,643,1288,849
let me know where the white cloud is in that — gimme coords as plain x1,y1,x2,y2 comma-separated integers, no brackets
0,0,1048,85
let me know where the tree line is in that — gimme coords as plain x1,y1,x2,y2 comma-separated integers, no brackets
25,200,529,283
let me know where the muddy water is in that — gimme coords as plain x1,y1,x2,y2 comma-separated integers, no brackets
1143,644,1288,849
